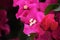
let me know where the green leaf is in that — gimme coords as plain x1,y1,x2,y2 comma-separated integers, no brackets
45,4,59,15
29,33,37,40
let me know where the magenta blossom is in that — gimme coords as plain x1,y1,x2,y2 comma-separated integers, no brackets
0,10,10,37
15,0,45,36
39,0,58,12
14,0,40,19
22,11,45,36
16,2,45,35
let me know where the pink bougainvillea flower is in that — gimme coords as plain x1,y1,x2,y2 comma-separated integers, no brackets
16,3,38,17
14,0,40,19
40,13,58,31
39,0,58,12
0,10,10,37
15,1,45,36
22,11,45,36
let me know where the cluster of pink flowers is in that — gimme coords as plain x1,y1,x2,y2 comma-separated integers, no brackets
13,0,59,40
0,10,10,37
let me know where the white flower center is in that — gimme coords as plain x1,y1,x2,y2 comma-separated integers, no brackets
24,5,28,9
29,18,37,26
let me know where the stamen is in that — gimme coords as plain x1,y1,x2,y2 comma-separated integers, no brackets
30,18,33,22
24,5,28,9
33,20,36,24
30,22,33,26
29,18,37,26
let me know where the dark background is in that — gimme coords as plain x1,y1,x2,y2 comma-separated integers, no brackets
0,0,27,40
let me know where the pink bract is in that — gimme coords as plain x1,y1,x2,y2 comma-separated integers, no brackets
16,2,45,35
14,0,45,36
23,12,45,36
23,23,45,36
